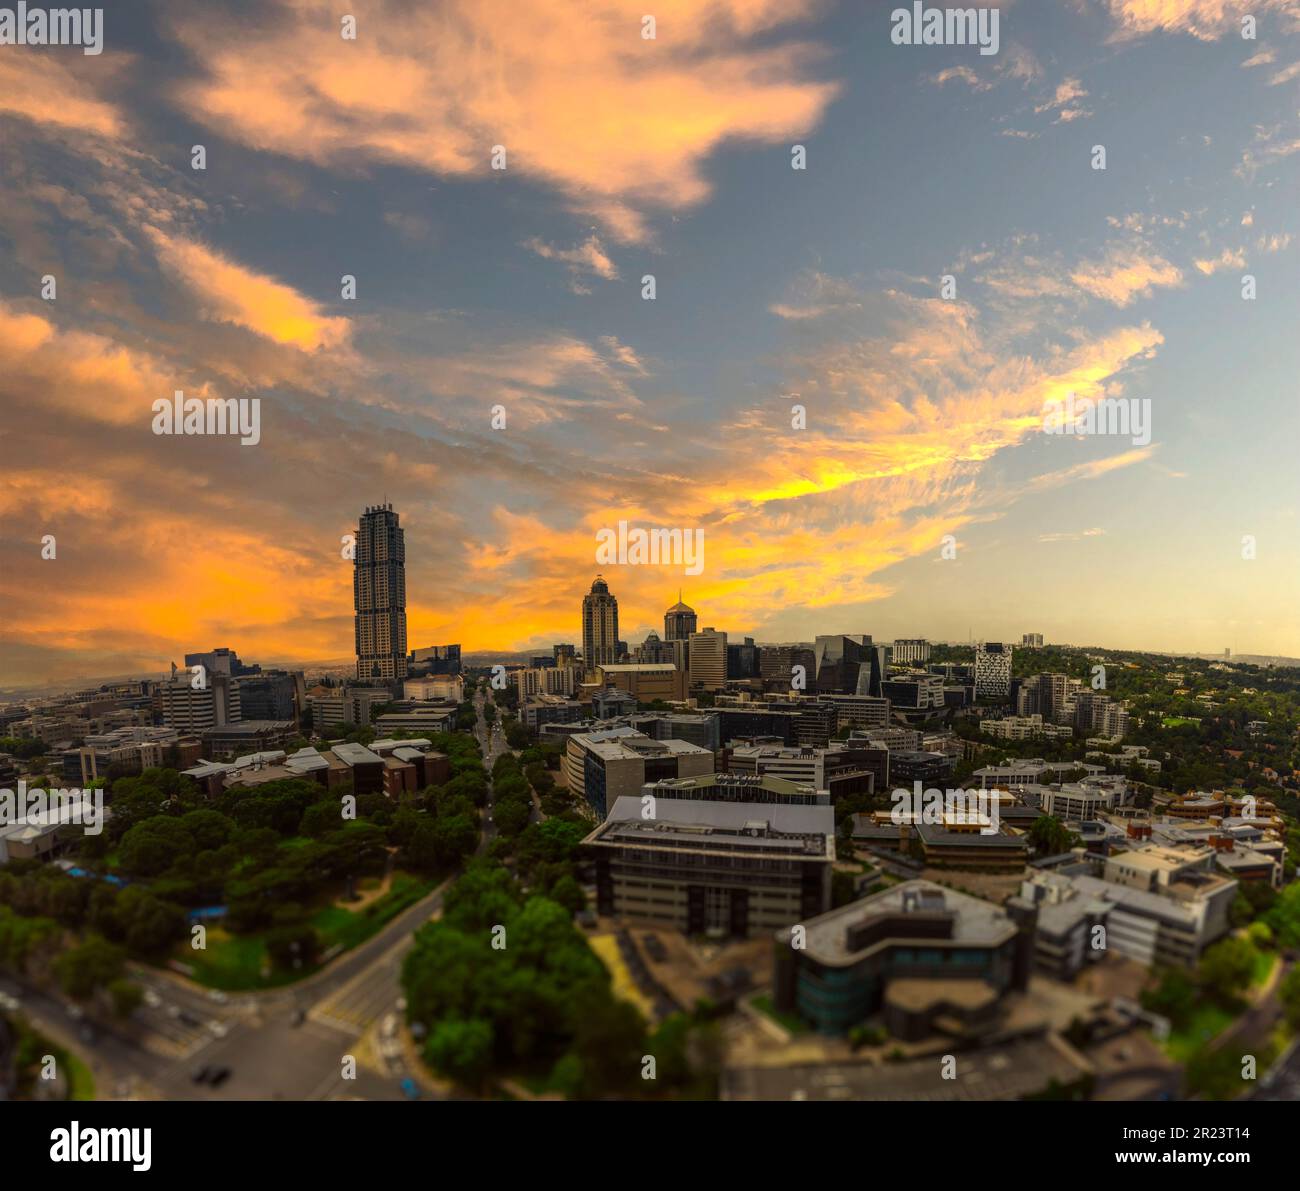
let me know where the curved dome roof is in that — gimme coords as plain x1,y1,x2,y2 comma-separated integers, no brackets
590,575,611,594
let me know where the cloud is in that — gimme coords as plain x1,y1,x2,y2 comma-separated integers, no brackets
1102,0,1296,41
0,51,125,137
1034,76,1092,122
1193,246,1246,273
1070,245,1185,305
523,234,620,283
166,0,841,244
144,227,352,351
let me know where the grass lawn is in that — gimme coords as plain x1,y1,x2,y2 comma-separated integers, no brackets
177,871,436,990
751,993,807,1035
1164,1002,1235,1064
65,1050,96,1101
1161,716,1201,728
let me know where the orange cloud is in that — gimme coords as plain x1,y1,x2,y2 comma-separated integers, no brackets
0,51,124,137
166,0,840,243
145,227,351,351
1070,246,1185,306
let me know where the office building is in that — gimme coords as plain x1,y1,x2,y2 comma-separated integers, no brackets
725,744,879,803
757,644,816,692
522,695,585,732
309,686,393,730
891,639,931,665
159,673,241,734
237,672,303,723
405,675,465,702
664,592,697,642
596,662,687,703
880,674,945,711
635,631,676,664
687,627,728,691
409,644,461,675
582,576,620,670
726,636,759,680
563,726,713,816
202,720,294,760
513,667,575,700
813,634,887,697
553,643,577,668
184,647,259,677
773,881,1036,1036
974,642,1012,700
584,793,834,937
354,504,408,682
1021,633,1044,648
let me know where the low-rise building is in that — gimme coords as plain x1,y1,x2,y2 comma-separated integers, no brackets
773,881,1036,1036
584,795,834,937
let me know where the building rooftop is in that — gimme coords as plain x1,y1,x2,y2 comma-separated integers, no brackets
787,880,1018,965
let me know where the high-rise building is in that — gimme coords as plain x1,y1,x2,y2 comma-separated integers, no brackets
664,592,697,642
354,504,408,682
636,631,677,664
688,627,728,691
553,643,577,668
409,644,461,675
758,644,816,692
183,647,260,677
582,576,620,670
891,639,931,665
726,637,758,679
159,672,241,734
974,643,1013,700
1021,633,1044,648
814,635,886,697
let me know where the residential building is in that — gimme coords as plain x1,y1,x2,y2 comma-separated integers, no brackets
582,576,620,670
974,643,1012,700
1021,633,1044,648
354,503,408,682
522,696,585,732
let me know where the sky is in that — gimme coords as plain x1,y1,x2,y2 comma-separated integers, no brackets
1,0,1298,688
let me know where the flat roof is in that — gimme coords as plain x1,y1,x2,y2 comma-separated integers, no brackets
788,879,1017,964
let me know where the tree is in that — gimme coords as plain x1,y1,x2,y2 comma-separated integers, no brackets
1279,965,1300,1033
1027,815,1079,857
54,936,125,999
108,978,144,1018
1198,937,1256,1009
425,1018,495,1091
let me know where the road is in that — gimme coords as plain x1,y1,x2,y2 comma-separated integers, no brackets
6,689,507,1101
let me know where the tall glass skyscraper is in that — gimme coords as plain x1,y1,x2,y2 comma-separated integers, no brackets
354,504,408,682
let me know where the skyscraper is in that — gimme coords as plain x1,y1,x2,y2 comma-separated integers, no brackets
688,627,728,691
354,503,408,682
582,576,619,670
664,591,697,641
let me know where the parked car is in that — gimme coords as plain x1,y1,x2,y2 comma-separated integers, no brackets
400,1078,421,1100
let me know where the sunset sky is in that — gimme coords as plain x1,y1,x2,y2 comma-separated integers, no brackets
2,0,1298,688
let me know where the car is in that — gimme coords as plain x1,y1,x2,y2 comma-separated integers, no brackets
178,1010,202,1028
400,1078,420,1100
290,1008,306,1027
142,989,162,1009
207,1020,229,1038
206,1066,232,1088
191,1064,213,1084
